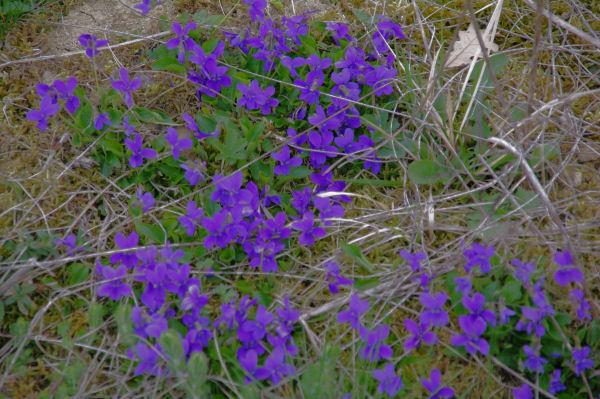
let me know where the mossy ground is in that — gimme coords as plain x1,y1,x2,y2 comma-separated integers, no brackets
1,0,599,398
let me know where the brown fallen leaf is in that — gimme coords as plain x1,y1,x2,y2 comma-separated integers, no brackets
445,24,499,68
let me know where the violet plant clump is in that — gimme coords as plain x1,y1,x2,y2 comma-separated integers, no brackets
26,1,599,397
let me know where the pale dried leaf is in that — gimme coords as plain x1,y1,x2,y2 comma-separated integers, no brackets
445,24,499,68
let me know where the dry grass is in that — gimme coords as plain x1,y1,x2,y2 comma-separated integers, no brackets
1,0,599,397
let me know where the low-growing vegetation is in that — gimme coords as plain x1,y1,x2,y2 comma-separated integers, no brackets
1,0,599,398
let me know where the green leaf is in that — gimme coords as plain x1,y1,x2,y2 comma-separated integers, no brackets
67,263,89,285
134,221,166,243
99,137,124,157
195,115,217,134
530,141,559,166
159,329,184,363
244,120,264,145
187,352,208,381
202,38,221,54
354,277,380,291
407,159,451,184
213,129,247,162
64,360,83,391
219,247,235,263
352,8,371,25
75,100,92,130
499,280,522,303
587,321,600,346
146,44,177,60
57,320,70,339
397,355,425,366
88,302,104,328
114,304,135,345
299,34,318,56
514,188,542,211
11,317,28,337
340,242,374,272
378,140,406,159
133,107,174,125
301,343,340,398
236,280,255,295
192,10,226,26
152,56,187,74
342,178,404,187
280,165,312,181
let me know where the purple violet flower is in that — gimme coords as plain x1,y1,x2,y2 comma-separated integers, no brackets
403,319,438,351
165,22,197,64
122,116,135,136
572,346,594,376
462,293,496,327
109,232,139,268
280,55,306,78
453,277,472,296
254,346,295,385
182,113,215,140
133,342,162,376
364,65,397,96
337,293,369,329
291,212,326,246
272,145,302,175
421,369,454,399
135,188,155,212
165,127,193,160
359,324,393,362
498,304,516,326
95,262,131,300
239,348,258,382
237,80,279,115
201,209,231,249
323,261,354,293
516,306,545,337
548,369,565,394
522,345,547,374
178,200,204,236
450,316,489,356
373,363,402,396
26,95,59,131
111,67,142,106
330,68,360,107
463,243,494,274
513,258,536,285
180,161,205,186
512,384,532,399
307,129,337,169
294,70,323,105
94,112,111,130
276,296,300,327
325,22,355,46
553,249,583,286
48,77,79,113
419,292,449,327
125,134,156,168
569,289,591,321
54,234,83,255
399,250,426,272
211,171,243,207
372,17,405,55
78,34,109,58
242,0,267,22
313,196,344,225
291,187,313,214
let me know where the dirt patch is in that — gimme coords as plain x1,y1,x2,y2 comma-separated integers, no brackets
42,0,179,55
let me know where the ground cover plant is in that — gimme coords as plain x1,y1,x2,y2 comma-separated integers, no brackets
1,0,600,398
